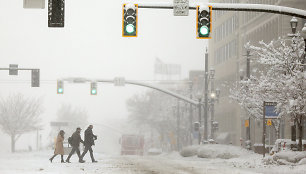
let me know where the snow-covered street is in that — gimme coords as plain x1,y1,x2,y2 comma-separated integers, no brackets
0,150,306,174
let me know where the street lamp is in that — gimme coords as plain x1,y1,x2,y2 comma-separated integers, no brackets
289,17,299,143
301,23,306,71
290,17,298,34
210,92,216,99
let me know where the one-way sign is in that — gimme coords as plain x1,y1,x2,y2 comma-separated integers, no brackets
173,0,189,16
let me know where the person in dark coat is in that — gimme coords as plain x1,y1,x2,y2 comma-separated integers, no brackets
49,130,65,163
80,125,98,163
66,127,85,163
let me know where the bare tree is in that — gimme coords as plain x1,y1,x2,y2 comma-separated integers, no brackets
0,94,43,153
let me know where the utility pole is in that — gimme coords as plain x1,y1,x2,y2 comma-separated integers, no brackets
189,83,193,145
246,50,251,149
177,100,180,151
263,101,266,158
246,50,251,79
36,129,39,151
204,49,209,141
198,98,202,144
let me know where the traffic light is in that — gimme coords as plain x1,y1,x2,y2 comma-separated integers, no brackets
57,80,64,94
196,6,212,39
31,69,40,87
122,4,138,37
48,0,65,27
90,82,97,95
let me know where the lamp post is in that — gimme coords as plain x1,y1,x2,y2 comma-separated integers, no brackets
301,23,306,71
204,50,209,141
243,49,252,150
290,17,298,143
209,68,215,140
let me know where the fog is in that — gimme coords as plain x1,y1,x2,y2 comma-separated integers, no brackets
0,0,208,154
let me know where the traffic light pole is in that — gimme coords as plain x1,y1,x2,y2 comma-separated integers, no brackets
177,99,180,151
61,77,200,106
0,65,40,87
204,52,209,141
189,82,193,145
198,98,202,145
135,2,306,19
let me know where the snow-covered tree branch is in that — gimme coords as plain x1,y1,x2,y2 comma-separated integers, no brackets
230,33,305,150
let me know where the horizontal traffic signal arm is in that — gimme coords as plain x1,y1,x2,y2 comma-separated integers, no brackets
132,2,306,19
58,77,199,105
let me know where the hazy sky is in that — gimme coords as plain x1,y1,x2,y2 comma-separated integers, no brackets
0,0,208,151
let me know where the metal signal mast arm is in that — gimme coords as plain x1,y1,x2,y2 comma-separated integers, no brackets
61,77,199,105
135,2,306,19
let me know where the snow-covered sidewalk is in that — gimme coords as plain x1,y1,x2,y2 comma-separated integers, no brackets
0,148,306,174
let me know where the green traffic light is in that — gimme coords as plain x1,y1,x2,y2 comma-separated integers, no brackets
200,26,209,36
58,88,63,94
126,24,135,34
91,89,97,95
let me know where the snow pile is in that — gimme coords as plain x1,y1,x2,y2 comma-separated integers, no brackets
148,148,162,155
265,150,306,165
179,145,200,157
196,144,251,159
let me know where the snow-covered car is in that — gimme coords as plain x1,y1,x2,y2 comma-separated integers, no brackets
271,139,306,154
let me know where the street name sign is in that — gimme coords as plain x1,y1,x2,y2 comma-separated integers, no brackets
114,77,125,86
50,121,69,127
173,0,189,16
264,102,279,119
23,0,45,9
9,64,18,75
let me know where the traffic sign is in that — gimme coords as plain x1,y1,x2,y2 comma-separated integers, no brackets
50,121,68,127
114,77,125,86
245,120,249,127
23,0,45,9
267,119,272,126
173,0,189,16
264,102,279,119
9,64,18,75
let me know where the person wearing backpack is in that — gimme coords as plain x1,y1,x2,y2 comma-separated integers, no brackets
66,127,85,163
80,125,98,163
49,130,65,163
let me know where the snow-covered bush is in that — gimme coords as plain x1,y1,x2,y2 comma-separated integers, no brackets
179,145,200,157
298,158,306,165
196,144,250,159
272,150,306,165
